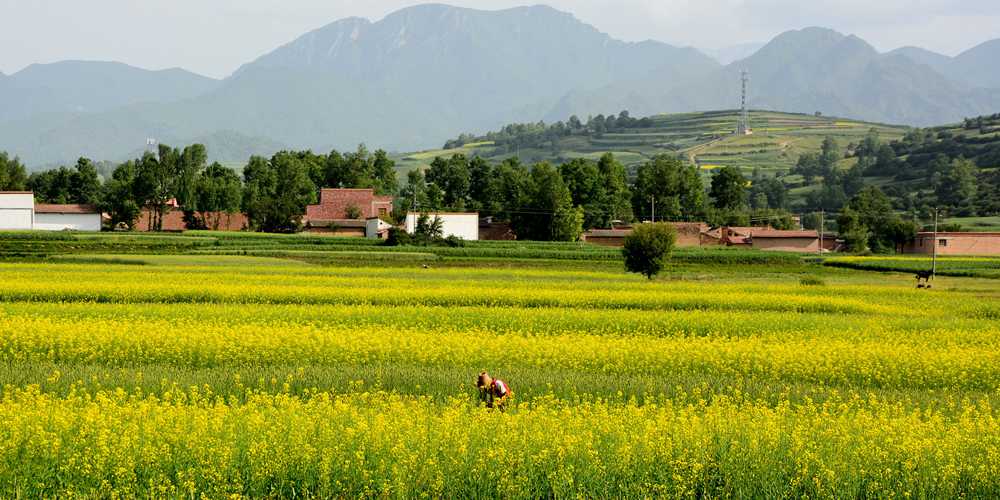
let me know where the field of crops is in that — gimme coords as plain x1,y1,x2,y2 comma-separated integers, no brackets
825,255,1000,279
2,254,1000,497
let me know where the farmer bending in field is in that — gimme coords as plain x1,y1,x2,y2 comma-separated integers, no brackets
477,371,512,412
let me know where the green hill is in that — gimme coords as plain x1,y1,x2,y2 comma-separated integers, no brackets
396,110,908,180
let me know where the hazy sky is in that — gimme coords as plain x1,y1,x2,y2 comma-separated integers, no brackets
2,0,998,79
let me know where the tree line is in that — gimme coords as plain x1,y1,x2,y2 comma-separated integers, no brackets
443,110,655,153
6,144,397,233
398,152,794,241
4,144,796,240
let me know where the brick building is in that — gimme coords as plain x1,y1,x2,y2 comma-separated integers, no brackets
749,229,820,252
306,189,393,222
902,232,1000,256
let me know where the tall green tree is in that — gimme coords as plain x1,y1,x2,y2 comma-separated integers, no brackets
99,160,142,230
842,186,916,253
0,152,28,191
820,137,841,176
426,155,471,210
709,166,747,211
242,152,317,233
559,158,603,229
397,169,428,216
632,155,704,221
511,162,581,241
935,157,978,216
597,153,634,226
467,156,495,211
749,175,788,210
28,168,74,203
175,144,208,210
70,158,101,205
194,163,243,230
490,158,532,222
132,149,174,232
369,149,399,195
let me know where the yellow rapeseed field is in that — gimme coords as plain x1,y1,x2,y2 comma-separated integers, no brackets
1,259,998,497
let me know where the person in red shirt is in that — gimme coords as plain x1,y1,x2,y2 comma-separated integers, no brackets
477,371,512,412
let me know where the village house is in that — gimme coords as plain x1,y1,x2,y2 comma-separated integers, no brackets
0,192,101,231
902,232,1000,256
306,188,393,221
749,229,821,252
34,204,102,231
304,188,395,237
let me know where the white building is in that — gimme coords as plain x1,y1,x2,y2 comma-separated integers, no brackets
34,204,102,231
0,192,102,231
0,192,35,230
405,212,479,241
365,218,393,239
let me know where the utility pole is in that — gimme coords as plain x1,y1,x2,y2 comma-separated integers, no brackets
818,210,824,255
932,208,939,277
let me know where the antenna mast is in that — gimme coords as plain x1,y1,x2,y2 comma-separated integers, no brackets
737,70,752,135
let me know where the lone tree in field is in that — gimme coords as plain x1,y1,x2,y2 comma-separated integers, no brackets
622,223,677,279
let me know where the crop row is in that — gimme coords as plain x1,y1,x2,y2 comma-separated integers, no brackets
1,389,998,498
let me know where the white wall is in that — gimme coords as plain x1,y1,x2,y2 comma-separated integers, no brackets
34,212,102,231
365,218,392,239
405,213,479,241
0,193,34,230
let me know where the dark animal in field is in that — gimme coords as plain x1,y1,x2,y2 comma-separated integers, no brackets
915,270,934,288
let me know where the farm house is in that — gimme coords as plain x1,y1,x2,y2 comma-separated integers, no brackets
902,232,1000,256
1,192,101,231
33,204,102,231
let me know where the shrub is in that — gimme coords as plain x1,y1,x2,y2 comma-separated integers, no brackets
345,204,363,220
622,223,677,279
799,276,826,286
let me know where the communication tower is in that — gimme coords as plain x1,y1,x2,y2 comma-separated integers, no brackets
737,70,752,135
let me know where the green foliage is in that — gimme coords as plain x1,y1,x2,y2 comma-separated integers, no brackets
426,155,471,210
632,155,704,221
344,204,363,220
0,151,28,191
507,163,583,242
837,208,869,253
709,166,748,211
315,145,399,195
194,163,242,230
383,214,466,248
242,152,317,233
622,223,677,279
833,186,918,254
799,276,826,286
31,158,103,206
558,153,633,230
935,158,979,216
99,161,142,230
749,175,788,211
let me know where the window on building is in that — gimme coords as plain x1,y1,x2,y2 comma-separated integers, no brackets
939,239,948,247
379,208,387,218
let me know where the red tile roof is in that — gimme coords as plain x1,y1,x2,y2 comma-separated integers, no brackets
306,189,393,221
34,204,99,214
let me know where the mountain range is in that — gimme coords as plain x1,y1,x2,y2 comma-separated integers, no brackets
1,3,999,168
